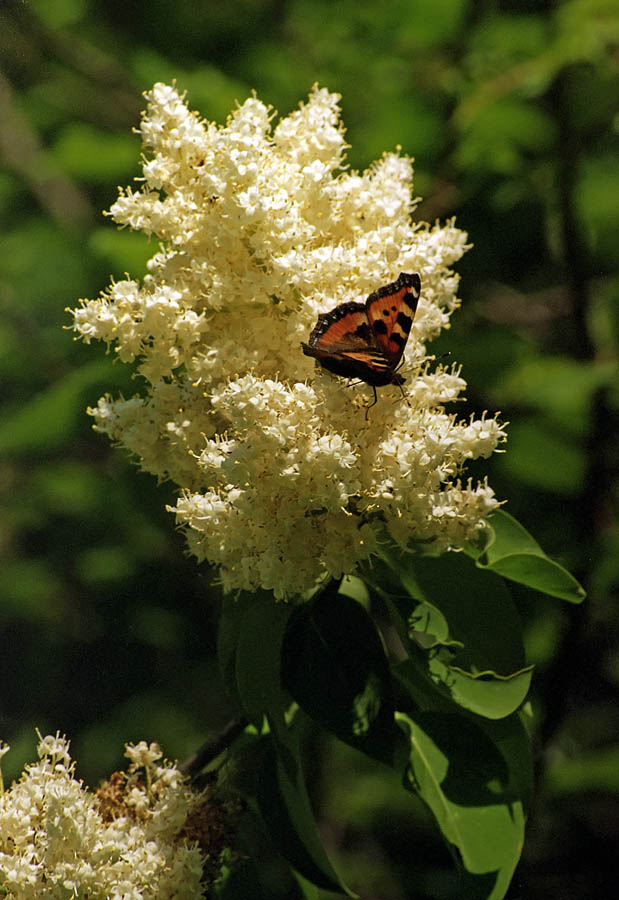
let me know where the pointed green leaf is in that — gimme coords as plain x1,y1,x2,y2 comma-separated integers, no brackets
472,510,586,603
395,660,534,807
293,872,321,899
397,711,525,885
282,586,398,765
235,599,294,728
427,655,533,720
378,548,530,718
383,550,526,673
256,738,353,896
217,593,261,710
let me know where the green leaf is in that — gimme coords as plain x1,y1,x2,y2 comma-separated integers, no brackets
89,227,154,277
282,586,398,765
338,575,370,605
577,153,619,264
53,124,139,181
381,548,526,672
400,0,468,49
0,360,129,455
31,0,87,28
217,593,259,711
471,510,586,603
256,736,353,896
378,548,531,718
546,745,619,795
495,418,586,495
426,655,532,721
214,858,272,900
394,661,534,808
293,872,321,899
495,356,614,436
235,598,295,729
396,711,525,892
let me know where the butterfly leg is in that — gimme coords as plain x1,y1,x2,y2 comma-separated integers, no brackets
394,380,411,408
364,386,378,420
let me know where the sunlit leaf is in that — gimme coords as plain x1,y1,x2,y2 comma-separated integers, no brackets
397,711,525,890
426,655,532,720
377,545,530,718
472,510,586,603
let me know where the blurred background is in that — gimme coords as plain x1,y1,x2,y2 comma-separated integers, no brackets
0,1,618,897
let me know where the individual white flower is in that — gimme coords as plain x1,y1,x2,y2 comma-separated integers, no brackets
124,740,163,770
71,83,507,599
0,734,234,899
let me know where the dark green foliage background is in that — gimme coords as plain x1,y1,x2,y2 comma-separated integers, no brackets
0,1,617,897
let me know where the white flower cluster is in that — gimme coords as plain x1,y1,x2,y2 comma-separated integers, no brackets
72,83,506,599
0,734,222,899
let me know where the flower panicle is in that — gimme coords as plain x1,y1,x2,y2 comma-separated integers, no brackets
0,733,236,899
70,82,507,600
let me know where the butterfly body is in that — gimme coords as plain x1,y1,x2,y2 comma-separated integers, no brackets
302,272,421,394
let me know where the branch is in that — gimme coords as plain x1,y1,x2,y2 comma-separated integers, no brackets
179,717,249,780
0,69,93,230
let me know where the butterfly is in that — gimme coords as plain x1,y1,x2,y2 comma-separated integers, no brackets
301,272,421,414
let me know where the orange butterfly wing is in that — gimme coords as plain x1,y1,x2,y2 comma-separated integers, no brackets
365,272,420,368
306,302,373,352
301,273,421,387
301,302,395,385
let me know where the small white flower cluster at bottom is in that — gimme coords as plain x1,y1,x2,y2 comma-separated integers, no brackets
0,734,234,900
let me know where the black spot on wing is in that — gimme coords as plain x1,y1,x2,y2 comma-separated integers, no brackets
388,331,406,349
402,291,418,312
396,311,413,332
354,321,373,342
